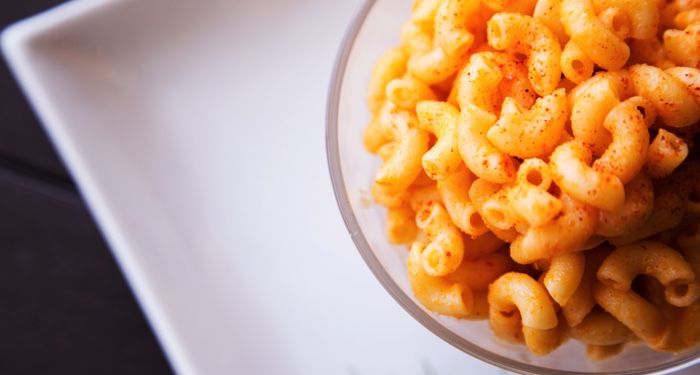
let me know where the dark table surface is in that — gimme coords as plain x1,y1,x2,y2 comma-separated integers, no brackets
1,1,172,374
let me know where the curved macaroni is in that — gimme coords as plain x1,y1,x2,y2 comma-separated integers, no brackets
571,311,631,346
411,0,442,32
469,178,520,242
363,101,397,153
495,52,540,110
570,75,618,156
592,97,651,184
489,304,524,343
673,8,700,29
522,323,565,355
363,116,388,154
660,0,700,30
362,0,700,359
629,64,700,128
435,0,480,56
409,183,441,212
456,52,504,113
653,300,700,352
408,241,474,318
597,7,632,40
666,66,700,105
664,23,700,69
375,126,430,194
533,0,568,44
508,158,561,227
464,231,507,259
510,193,597,264
507,183,562,228
610,192,685,245
400,21,433,56
560,40,594,84
416,101,462,180
516,158,552,190
372,181,407,209
562,247,611,327
458,104,517,184
593,282,667,345
591,0,660,40
487,89,568,158
368,48,408,114
386,75,437,110
597,172,655,237
544,252,586,306
561,0,630,70
409,46,471,85
483,0,539,13
481,187,519,231
437,166,489,237
488,272,559,330
597,241,699,307
487,13,562,96
456,51,538,112
550,140,625,212
447,252,513,291
646,129,689,179
415,201,465,276
629,37,675,69
387,204,418,244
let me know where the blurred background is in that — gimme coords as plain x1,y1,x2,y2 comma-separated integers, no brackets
0,1,172,373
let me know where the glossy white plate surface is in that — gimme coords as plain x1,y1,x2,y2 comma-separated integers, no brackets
2,1,508,374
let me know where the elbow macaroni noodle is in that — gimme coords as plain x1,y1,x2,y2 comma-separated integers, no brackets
663,23,700,68
570,311,632,346
629,64,700,128
550,140,625,211
416,101,463,179
533,0,568,44
435,0,480,56
597,241,700,307
437,165,490,237
592,96,651,184
487,89,568,158
561,0,630,70
646,129,689,179
560,40,595,84
415,201,466,276
597,7,632,40
543,252,586,306
510,193,598,264
562,247,611,327
364,0,700,359
591,0,659,40
488,272,559,330
486,13,562,96
665,66,700,105
458,104,518,183
596,172,655,237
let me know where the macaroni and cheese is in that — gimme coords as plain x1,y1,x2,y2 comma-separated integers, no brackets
364,0,700,359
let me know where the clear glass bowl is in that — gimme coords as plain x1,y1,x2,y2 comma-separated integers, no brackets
325,0,700,374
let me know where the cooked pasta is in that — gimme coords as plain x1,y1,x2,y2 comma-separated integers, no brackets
362,0,700,359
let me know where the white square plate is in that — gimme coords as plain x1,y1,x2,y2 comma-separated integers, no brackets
2,1,508,374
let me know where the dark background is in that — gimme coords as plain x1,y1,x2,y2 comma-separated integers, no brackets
0,1,172,374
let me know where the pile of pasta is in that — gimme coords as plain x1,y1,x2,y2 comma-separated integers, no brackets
363,0,700,359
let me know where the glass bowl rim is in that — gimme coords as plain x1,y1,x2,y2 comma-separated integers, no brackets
324,1,700,373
